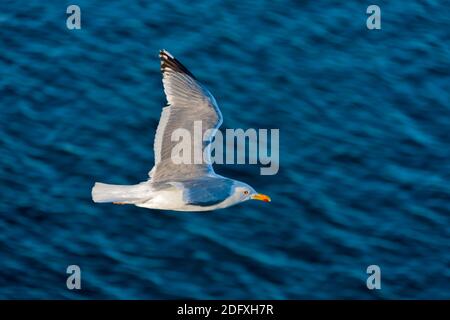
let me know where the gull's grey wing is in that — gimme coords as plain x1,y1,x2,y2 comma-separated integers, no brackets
150,50,223,182
170,177,234,207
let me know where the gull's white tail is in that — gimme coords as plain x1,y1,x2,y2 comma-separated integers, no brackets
91,182,151,204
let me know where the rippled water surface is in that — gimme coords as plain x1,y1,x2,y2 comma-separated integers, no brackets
0,1,449,299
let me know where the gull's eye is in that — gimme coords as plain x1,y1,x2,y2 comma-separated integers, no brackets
243,190,249,195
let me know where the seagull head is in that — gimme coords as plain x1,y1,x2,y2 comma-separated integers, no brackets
231,181,271,204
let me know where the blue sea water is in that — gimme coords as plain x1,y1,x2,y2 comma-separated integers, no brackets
0,0,449,299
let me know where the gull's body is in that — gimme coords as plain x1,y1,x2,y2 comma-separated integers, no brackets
92,50,270,211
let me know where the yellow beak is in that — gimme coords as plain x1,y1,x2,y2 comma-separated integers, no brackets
251,193,271,202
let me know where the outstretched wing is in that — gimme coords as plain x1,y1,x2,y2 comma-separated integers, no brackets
149,50,223,182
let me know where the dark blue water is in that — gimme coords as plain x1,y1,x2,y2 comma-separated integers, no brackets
0,1,449,299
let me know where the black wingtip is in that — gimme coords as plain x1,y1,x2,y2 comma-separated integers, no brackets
159,49,196,79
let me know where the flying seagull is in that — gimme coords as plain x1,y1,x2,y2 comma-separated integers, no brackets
92,50,271,211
